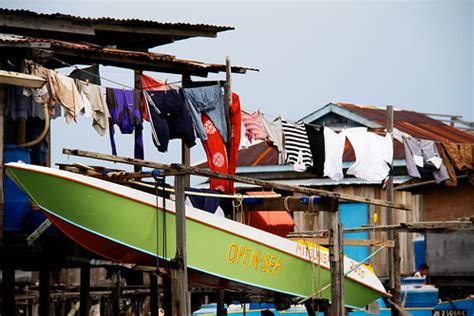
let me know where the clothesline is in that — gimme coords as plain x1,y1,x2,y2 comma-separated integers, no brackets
53,57,136,90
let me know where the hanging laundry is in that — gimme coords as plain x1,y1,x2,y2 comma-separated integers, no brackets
439,144,457,186
442,142,474,185
241,110,268,142
76,81,109,136
345,127,393,182
281,119,313,171
25,61,84,123
200,113,229,192
323,127,346,181
185,187,224,217
145,89,196,152
6,85,61,121
68,64,101,85
183,85,228,143
140,74,175,122
260,114,285,164
78,89,93,118
106,88,144,159
402,136,449,184
304,124,325,176
227,93,242,193
53,73,85,123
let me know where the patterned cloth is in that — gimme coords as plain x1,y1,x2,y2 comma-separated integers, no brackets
241,111,268,142
281,119,313,170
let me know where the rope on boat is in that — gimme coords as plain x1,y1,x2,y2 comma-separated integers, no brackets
298,245,387,304
127,180,282,200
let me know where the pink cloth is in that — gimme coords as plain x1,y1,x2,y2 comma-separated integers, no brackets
241,110,268,142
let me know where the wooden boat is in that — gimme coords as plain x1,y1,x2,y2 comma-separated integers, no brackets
5,162,389,308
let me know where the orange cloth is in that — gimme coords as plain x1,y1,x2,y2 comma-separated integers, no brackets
243,191,295,237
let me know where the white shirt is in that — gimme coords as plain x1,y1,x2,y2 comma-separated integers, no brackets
346,127,393,182
323,127,346,181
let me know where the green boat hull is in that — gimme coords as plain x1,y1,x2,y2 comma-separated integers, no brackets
5,163,388,308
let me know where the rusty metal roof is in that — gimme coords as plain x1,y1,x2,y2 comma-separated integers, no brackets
0,34,257,76
0,9,233,49
218,103,474,168
335,103,474,143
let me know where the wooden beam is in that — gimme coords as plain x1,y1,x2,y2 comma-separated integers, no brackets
39,268,50,316
79,266,91,316
2,267,15,316
341,221,473,233
328,200,344,315
243,196,329,213
216,289,226,316
0,83,4,239
172,175,190,316
0,70,46,88
391,232,401,316
134,69,143,171
288,237,395,248
94,24,220,38
386,104,400,316
150,273,159,316
52,48,212,77
223,56,232,152
62,149,412,211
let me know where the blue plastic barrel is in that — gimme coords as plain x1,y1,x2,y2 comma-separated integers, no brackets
413,237,425,271
3,144,31,231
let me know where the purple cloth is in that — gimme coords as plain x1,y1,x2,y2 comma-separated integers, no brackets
107,88,144,159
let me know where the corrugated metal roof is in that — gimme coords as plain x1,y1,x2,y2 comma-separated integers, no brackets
335,103,474,143
196,175,412,189
0,8,233,32
0,34,257,75
215,103,474,168
0,9,234,50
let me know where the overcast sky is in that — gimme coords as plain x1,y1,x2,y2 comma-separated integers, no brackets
3,0,473,169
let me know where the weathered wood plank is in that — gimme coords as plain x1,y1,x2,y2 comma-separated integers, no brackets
0,70,46,88
243,196,329,213
62,149,412,211
288,237,395,248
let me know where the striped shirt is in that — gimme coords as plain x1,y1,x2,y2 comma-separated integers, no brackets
281,119,313,168
241,111,268,142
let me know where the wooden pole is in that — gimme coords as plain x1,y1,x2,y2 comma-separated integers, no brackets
62,149,412,211
79,266,91,316
328,199,344,315
39,268,50,316
0,83,4,240
163,276,172,315
150,273,159,316
2,266,15,316
172,174,189,316
216,288,226,316
386,105,401,315
181,74,191,187
392,232,401,315
223,57,232,150
134,69,143,171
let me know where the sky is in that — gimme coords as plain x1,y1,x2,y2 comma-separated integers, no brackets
2,0,473,170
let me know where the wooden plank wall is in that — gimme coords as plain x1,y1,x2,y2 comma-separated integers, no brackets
292,185,422,277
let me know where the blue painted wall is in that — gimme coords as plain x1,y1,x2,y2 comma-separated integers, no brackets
339,203,369,262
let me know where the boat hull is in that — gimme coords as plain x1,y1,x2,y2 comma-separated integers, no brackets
5,163,388,308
